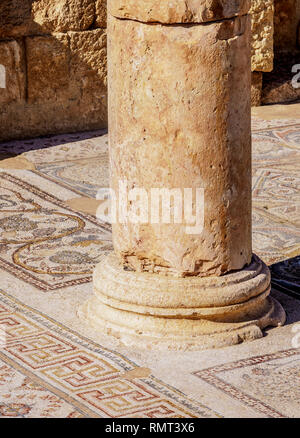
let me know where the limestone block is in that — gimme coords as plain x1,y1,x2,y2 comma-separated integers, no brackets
32,0,95,32
108,0,250,23
69,29,107,92
0,98,107,142
250,0,274,72
0,0,95,38
108,15,252,277
24,30,107,129
0,0,39,38
95,0,107,28
0,28,108,141
274,0,298,51
0,40,26,107
26,34,72,104
69,29,107,125
251,71,262,106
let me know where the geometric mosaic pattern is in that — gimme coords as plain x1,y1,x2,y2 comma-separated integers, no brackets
0,172,112,291
251,122,300,296
0,115,299,418
0,359,83,418
27,124,300,267
252,124,300,266
14,122,300,270
0,290,219,418
193,348,300,418
36,155,109,198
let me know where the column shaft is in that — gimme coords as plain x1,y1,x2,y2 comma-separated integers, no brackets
79,0,286,350
108,14,252,277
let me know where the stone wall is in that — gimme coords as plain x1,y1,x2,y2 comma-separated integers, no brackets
251,0,274,72
274,0,299,52
0,1,294,140
298,1,300,47
250,0,274,106
260,0,300,105
0,0,107,141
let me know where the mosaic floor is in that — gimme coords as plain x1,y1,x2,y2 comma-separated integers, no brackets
0,104,299,417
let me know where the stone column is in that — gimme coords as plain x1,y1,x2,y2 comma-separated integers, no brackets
79,0,285,350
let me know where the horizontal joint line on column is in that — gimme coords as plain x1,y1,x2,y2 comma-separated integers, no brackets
109,14,250,27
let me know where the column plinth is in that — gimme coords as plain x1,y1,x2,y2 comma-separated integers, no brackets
79,254,285,350
79,0,285,350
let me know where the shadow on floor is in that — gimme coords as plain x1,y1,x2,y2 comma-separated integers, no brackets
271,255,300,299
0,129,107,157
270,256,300,328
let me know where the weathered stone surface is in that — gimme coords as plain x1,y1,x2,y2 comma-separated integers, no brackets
274,0,298,52
250,0,274,72
0,40,26,107
108,0,250,23
83,5,286,351
251,71,262,106
0,0,39,39
108,15,252,277
32,0,95,33
26,34,72,103
0,0,96,38
95,0,107,27
69,29,107,125
26,29,107,108
0,30,107,141
298,0,300,45
81,254,285,350
0,100,106,142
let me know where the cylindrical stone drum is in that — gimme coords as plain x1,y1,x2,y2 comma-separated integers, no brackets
79,1,286,351
108,0,252,277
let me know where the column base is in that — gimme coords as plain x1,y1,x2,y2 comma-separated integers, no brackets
78,254,286,351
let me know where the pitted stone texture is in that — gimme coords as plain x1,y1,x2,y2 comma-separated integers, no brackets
108,15,252,277
0,0,38,38
0,29,107,142
93,254,271,310
274,0,298,52
31,0,95,33
108,0,250,23
26,34,71,104
251,71,263,106
0,2,108,141
95,0,107,27
79,254,286,351
250,0,274,72
26,29,107,106
69,30,108,126
0,0,95,38
0,40,26,107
